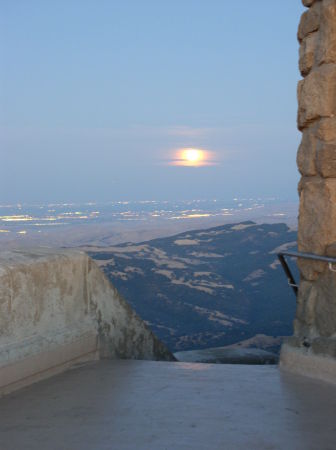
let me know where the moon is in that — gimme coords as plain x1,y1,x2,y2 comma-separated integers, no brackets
168,148,217,167
182,149,204,163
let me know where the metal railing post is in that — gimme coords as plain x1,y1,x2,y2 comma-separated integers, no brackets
277,250,336,298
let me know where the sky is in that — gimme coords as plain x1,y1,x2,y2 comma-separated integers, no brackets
1,0,304,203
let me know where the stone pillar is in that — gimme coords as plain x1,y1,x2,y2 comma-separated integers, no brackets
280,0,336,384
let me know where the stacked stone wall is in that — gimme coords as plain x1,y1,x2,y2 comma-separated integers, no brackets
296,0,336,341
280,0,336,382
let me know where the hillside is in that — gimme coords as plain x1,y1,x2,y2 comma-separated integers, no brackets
88,221,298,352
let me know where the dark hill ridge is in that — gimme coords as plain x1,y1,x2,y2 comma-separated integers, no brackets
88,221,298,352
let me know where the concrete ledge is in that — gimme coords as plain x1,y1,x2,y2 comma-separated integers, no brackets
0,331,98,397
280,343,336,385
0,249,174,396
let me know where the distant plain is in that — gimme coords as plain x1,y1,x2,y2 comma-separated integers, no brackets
0,198,298,249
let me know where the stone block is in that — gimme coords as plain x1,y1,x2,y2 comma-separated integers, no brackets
314,271,336,337
297,258,325,281
317,0,336,64
294,272,336,340
299,32,318,76
326,241,336,257
294,280,318,337
316,142,336,177
297,127,318,176
315,117,336,141
298,176,336,253
298,2,320,42
297,64,336,130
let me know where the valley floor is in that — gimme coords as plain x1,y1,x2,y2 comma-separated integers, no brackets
0,360,335,450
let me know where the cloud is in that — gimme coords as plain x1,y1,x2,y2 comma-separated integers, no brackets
164,126,215,138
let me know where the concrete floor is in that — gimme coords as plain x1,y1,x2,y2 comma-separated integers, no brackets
0,360,336,450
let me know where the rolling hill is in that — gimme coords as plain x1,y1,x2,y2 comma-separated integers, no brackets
87,221,298,352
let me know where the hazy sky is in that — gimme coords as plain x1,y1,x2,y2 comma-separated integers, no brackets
1,0,304,203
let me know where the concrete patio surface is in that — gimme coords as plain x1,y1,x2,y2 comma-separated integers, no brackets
0,360,335,450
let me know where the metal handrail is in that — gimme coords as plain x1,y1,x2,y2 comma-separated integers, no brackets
277,250,336,297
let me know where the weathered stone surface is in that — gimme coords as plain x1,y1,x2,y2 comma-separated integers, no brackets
326,241,336,256
314,271,336,336
297,128,318,176
298,177,336,253
283,336,302,349
294,273,336,338
299,32,318,76
298,2,321,42
280,342,336,385
297,258,325,281
297,64,336,129
302,0,316,7
311,337,336,357
316,141,336,177
315,117,336,141
317,0,336,64
294,280,318,337
0,249,175,395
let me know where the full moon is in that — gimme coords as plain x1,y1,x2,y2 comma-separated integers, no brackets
169,148,216,167
182,148,203,163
